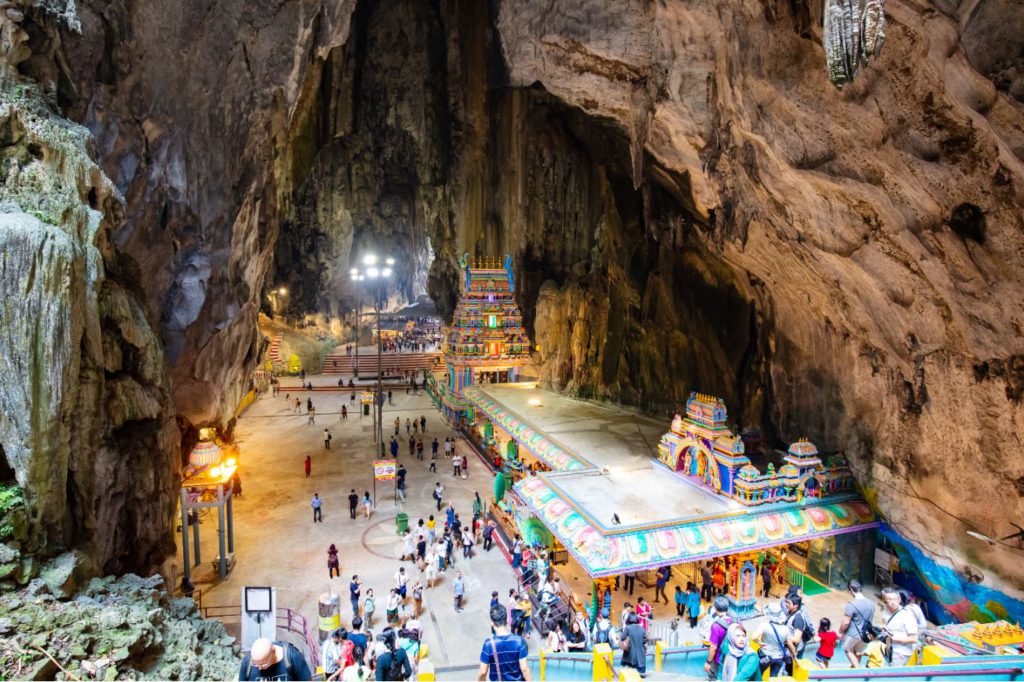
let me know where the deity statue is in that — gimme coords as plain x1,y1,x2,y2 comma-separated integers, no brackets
741,565,753,600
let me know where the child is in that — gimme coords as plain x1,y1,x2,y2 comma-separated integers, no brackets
815,617,840,668
862,625,886,668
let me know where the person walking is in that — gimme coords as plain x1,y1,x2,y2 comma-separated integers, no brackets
880,586,919,667
375,628,412,681
406,418,411,435
452,453,462,477
408,435,415,458
444,437,452,458
687,583,701,628
433,483,444,511
416,439,424,461
620,613,648,677
718,623,759,681
431,438,439,459
348,489,359,519
390,437,399,458
623,571,636,595
412,580,423,617
328,544,341,579
395,567,410,600
361,491,373,518
394,417,401,435
461,452,469,477
312,493,323,523
341,404,347,419
511,534,523,570
362,589,376,628
838,579,875,668
388,390,393,405
703,596,735,680
324,428,332,449
307,397,313,412
453,571,466,612
482,520,495,551
472,492,484,520
396,465,407,502
635,596,652,633
429,451,437,473
462,528,475,558
655,566,670,604
760,560,772,598
701,562,714,602
294,397,301,413
675,585,686,617
350,576,362,618
750,603,790,678
420,415,426,433
308,405,316,425
304,455,312,478
477,604,530,681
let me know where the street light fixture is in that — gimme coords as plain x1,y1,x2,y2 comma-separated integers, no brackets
350,254,394,456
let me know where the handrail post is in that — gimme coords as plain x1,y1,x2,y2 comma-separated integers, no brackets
655,640,663,673
539,648,546,681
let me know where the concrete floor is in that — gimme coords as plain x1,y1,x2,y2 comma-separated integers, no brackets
177,382,525,671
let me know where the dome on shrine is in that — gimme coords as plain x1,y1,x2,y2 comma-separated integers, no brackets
788,439,819,457
188,440,222,468
737,465,761,481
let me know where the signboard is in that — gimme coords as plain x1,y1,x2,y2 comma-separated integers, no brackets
374,460,397,480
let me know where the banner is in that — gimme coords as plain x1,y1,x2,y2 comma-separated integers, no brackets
374,460,397,480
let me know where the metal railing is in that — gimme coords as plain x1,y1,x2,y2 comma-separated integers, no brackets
200,604,320,670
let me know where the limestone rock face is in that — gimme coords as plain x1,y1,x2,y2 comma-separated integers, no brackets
0,2,178,575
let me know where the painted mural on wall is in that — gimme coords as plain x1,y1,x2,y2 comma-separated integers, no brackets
881,525,1024,626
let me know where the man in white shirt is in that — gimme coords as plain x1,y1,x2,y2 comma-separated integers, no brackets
881,586,919,666
320,629,346,679
395,566,410,599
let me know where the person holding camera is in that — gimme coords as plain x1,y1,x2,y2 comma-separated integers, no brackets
880,586,919,667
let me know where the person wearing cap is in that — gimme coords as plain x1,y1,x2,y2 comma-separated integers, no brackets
782,594,811,672
239,637,311,680
751,603,790,677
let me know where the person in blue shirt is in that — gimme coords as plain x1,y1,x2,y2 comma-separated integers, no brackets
686,583,702,628
675,584,686,617
477,604,530,681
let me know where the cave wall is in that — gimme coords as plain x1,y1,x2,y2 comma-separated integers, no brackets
0,1,178,576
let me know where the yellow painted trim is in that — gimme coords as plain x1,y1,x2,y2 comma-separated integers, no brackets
655,640,663,672
235,389,257,417
417,658,435,680
539,648,546,680
619,669,641,682
593,643,614,681
793,657,820,681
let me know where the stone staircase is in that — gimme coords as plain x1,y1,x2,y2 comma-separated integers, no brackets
320,350,440,375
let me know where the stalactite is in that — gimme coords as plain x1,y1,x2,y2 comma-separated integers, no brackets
824,0,885,89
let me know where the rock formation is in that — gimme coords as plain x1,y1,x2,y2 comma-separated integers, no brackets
0,0,1020,613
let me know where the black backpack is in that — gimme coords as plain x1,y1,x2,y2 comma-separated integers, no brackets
385,649,406,680
795,611,815,643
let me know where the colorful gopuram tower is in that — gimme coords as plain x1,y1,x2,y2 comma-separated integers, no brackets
435,254,531,420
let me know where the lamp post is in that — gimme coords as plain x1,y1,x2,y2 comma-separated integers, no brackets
349,271,365,379
350,255,394,455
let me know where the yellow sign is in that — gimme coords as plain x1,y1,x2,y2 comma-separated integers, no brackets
374,460,397,480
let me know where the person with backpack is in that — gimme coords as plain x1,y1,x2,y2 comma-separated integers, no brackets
374,628,412,681
751,603,790,677
482,520,495,551
782,594,814,673
239,637,312,681
593,608,621,650
477,604,530,681
835,577,876,667
703,596,735,680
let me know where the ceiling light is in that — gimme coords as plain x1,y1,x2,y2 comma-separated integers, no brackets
363,254,377,266
350,268,359,277
382,267,392,277
385,257,395,266
278,287,287,295
367,266,380,278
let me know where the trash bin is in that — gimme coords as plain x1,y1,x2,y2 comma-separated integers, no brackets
363,403,370,416
396,513,409,535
